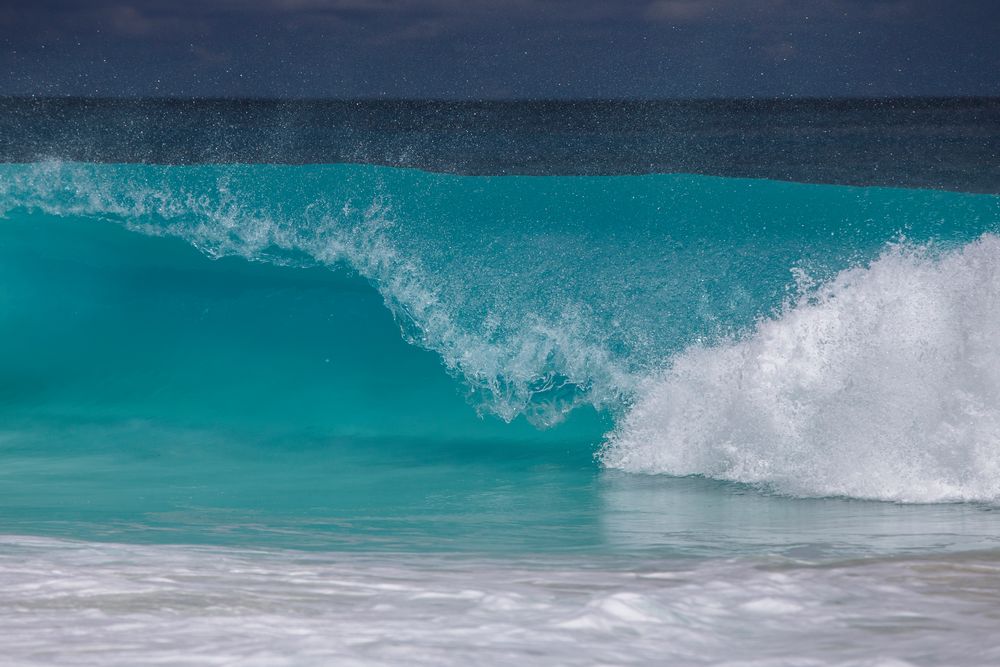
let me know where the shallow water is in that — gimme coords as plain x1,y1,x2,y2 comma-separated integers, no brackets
4,536,1000,667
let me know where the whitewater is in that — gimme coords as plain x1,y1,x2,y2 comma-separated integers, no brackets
2,153,1000,664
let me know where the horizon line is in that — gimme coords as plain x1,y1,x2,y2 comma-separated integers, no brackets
2,94,998,104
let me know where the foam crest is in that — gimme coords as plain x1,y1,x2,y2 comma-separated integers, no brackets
602,236,1000,502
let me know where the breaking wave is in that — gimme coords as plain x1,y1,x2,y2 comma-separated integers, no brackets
2,160,999,501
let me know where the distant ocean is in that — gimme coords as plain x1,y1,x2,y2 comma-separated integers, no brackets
1,98,999,665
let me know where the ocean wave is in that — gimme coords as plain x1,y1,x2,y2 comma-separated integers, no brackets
3,160,1000,502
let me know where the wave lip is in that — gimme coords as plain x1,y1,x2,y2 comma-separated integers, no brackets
0,160,641,425
602,235,1000,503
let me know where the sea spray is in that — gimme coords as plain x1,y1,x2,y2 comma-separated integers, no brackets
602,236,1000,502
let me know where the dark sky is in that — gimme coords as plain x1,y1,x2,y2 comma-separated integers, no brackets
1,0,998,99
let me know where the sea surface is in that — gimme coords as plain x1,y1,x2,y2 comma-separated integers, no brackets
1,98,1000,665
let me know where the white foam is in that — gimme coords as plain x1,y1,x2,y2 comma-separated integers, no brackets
1,535,999,666
603,236,1000,502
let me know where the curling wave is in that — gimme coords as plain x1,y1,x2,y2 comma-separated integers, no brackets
2,160,999,502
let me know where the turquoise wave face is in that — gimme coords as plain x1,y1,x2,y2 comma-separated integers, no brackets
2,162,1000,551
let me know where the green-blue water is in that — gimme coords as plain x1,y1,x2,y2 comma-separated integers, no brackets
2,162,999,556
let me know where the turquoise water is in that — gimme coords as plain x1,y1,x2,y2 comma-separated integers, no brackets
3,161,1000,665
2,161,999,549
